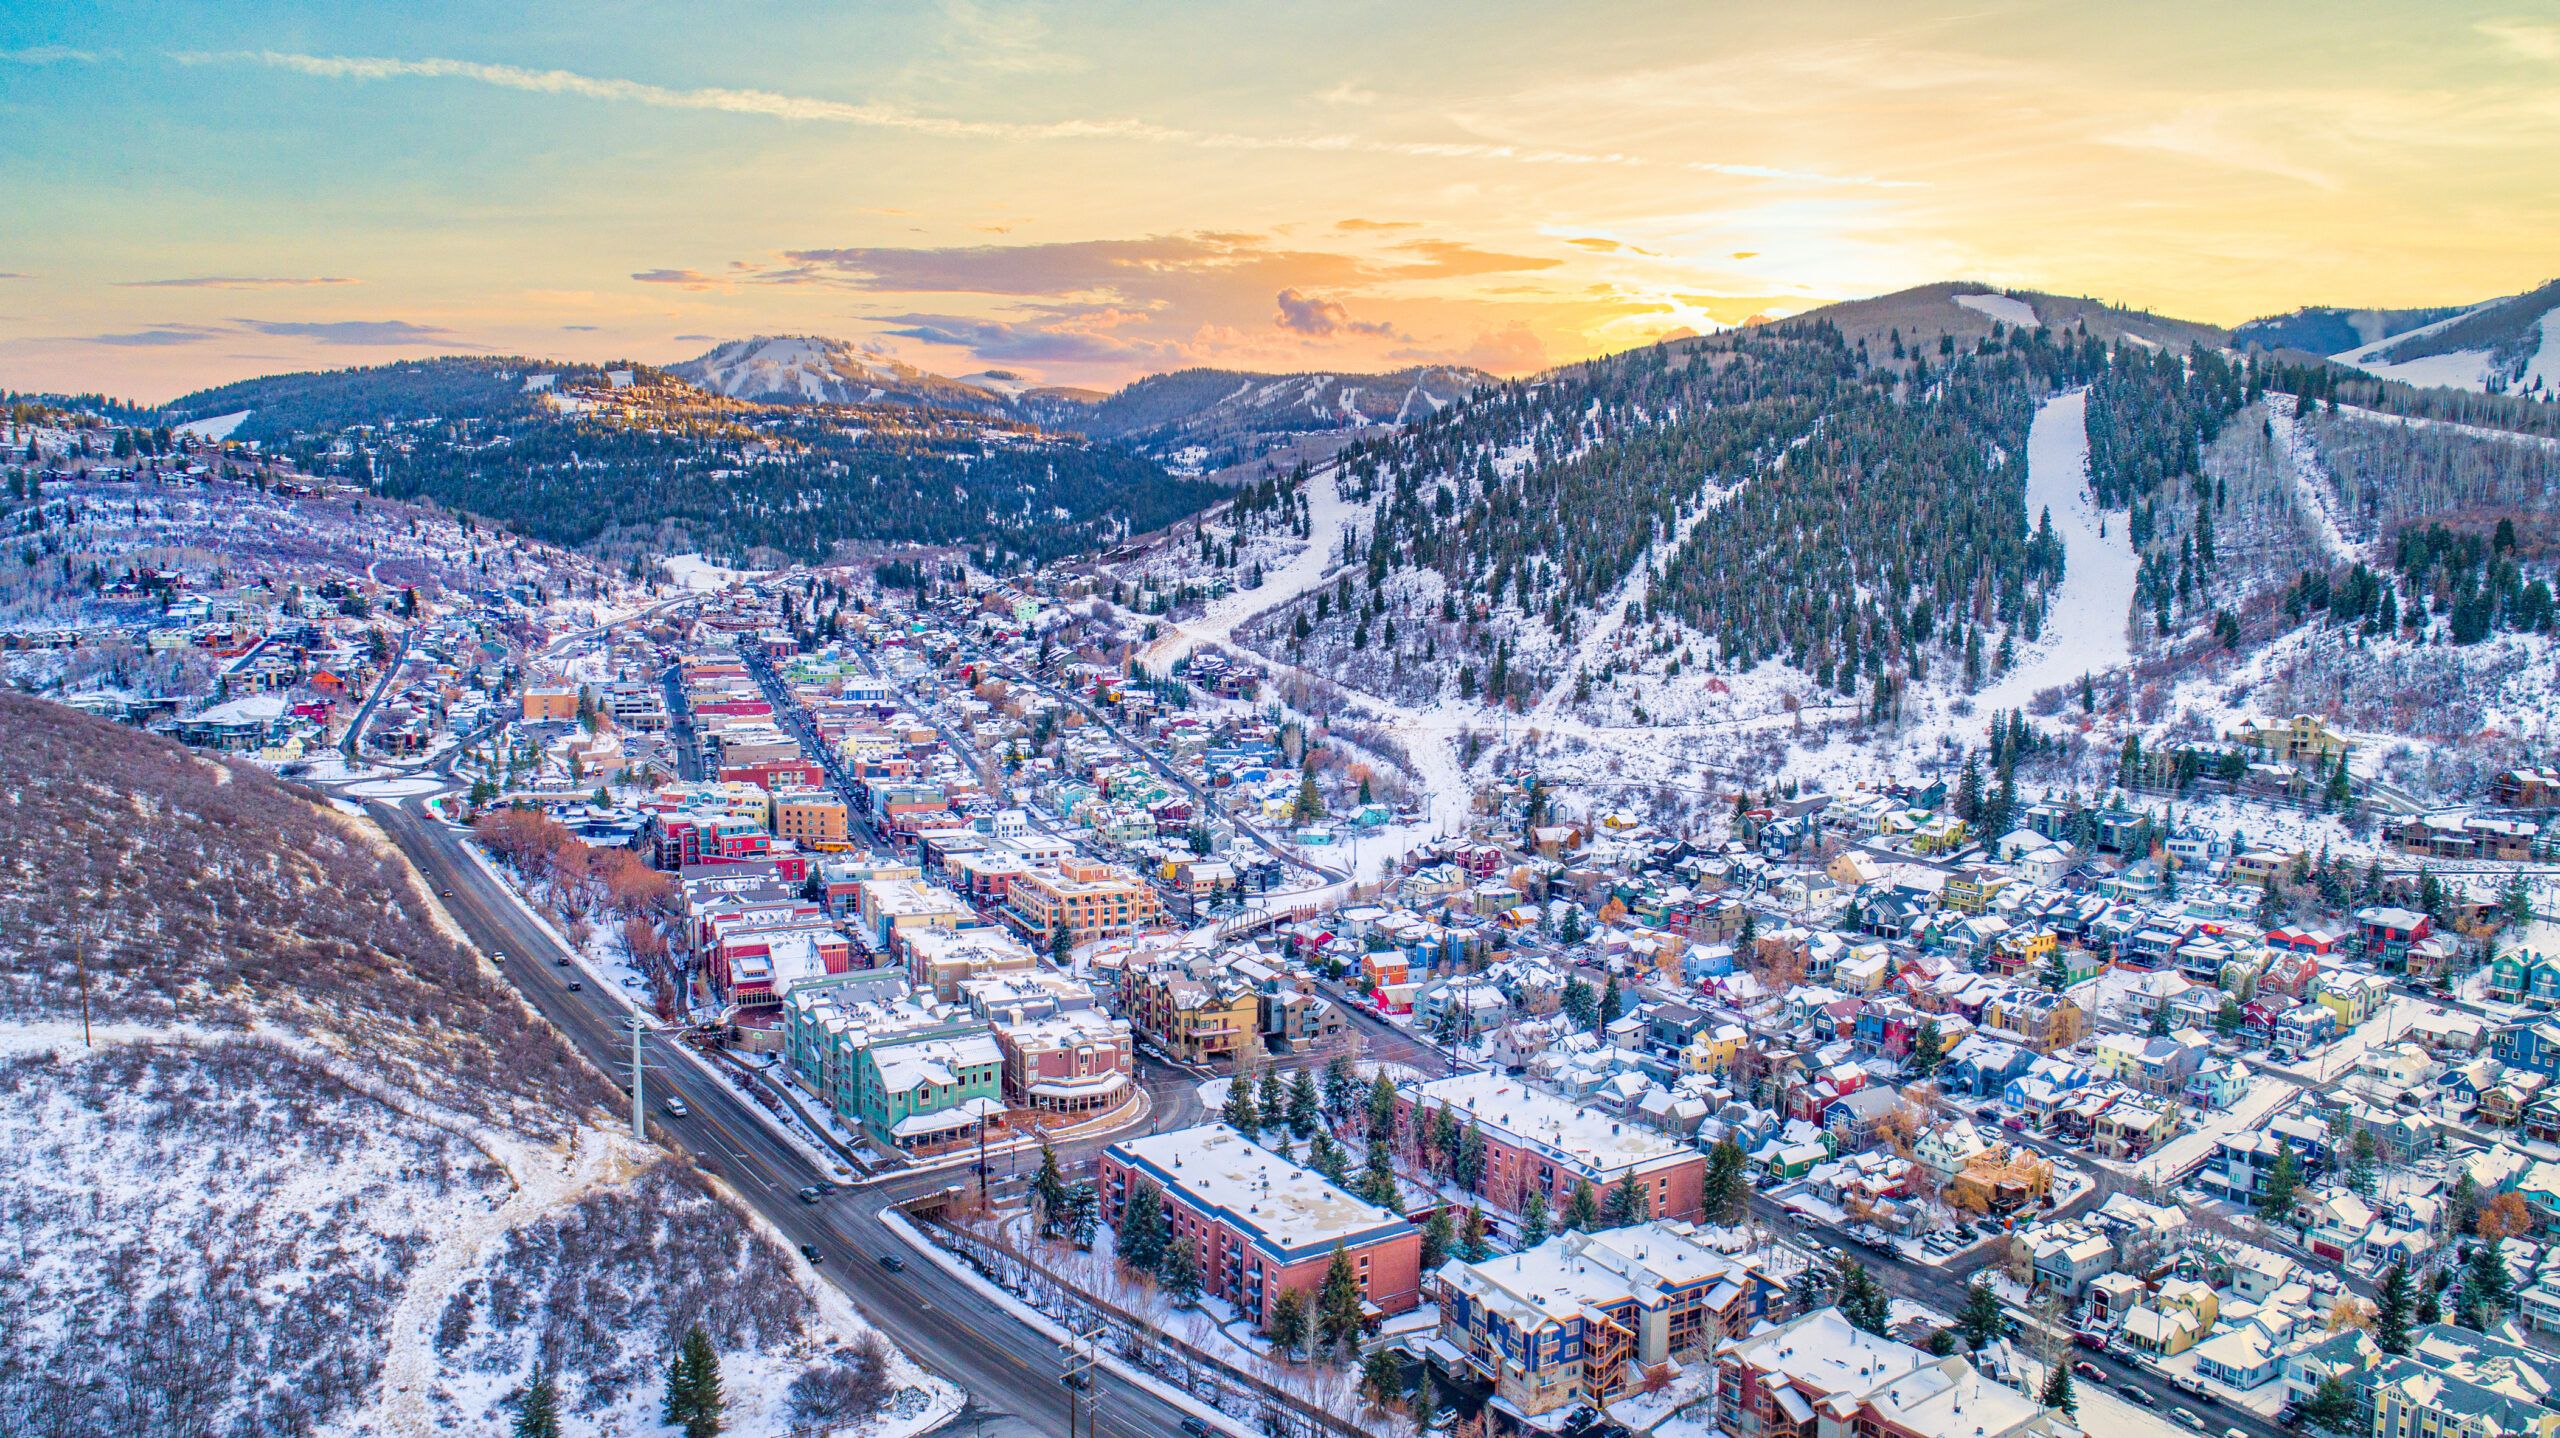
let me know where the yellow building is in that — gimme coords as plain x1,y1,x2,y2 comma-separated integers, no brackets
2228,714,2352,767
772,790,851,850
1006,857,1167,947
1942,867,2011,915
522,687,580,722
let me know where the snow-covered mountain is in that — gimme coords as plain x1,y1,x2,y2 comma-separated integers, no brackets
665,335,1494,462
667,334,1023,414
2323,279,2560,397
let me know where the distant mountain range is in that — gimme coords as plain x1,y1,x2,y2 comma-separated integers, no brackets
667,334,1494,459
2233,280,2560,397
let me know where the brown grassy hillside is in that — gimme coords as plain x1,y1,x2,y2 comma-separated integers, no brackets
0,692,608,1130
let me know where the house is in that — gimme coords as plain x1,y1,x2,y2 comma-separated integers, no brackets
2306,1191,2376,1262
2191,1318,2288,1393
1914,1122,1992,1180
2026,1224,2116,1296
2367,1324,2560,1438
2092,1096,2179,1161
1711,1308,2075,1438
2279,1328,2378,1405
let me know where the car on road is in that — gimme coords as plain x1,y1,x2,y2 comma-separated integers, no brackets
2172,1408,2204,1431
565,980,584,992
2002,1115,2028,1131
489,951,504,963
1180,1420,1211,1438
798,1186,824,1203
439,888,453,897
799,1244,824,1264
2225,1430,2249,1438
2074,1362,2106,1382
876,1252,904,1271
662,1096,689,1118
555,956,572,967
1060,1371,1090,1390
2119,1383,2156,1407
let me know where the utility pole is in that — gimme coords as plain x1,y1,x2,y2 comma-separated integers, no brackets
628,1014,647,1141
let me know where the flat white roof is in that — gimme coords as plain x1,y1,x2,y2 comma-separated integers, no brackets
1110,1123,1408,1259
1411,1071,1695,1179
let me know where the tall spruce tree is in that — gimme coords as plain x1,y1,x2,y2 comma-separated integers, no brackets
2375,1263,2413,1355
2039,1360,2076,1416
1519,1189,1551,1246
1563,1178,1602,1232
517,1367,563,1438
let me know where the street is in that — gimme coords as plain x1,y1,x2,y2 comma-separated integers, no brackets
360,785,1215,1438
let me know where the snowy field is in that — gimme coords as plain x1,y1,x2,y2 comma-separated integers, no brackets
1974,389,2134,712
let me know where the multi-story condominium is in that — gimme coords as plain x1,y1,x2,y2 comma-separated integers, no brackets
1397,1071,1706,1224
1098,1124,1419,1327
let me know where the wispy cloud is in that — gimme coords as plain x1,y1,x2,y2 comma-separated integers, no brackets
632,268,727,290
176,50,1915,186
2478,19,2560,62
0,45,98,65
237,318,450,345
78,325,227,347
119,275,359,289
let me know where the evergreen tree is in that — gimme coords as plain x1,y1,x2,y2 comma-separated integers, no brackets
1222,1072,1261,1139
1358,1142,1401,1209
1421,1207,1455,1274
1955,1280,2009,1349
1119,1178,1171,1272
1294,770,1325,824
1909,1020,1945,1076
1032,1140,1070,1239
1065,1181,1101,1249
1367,1072,1400,1142
517,1367,563,1438
1289,1069,1322,1137
2258,1144,2301,1223
677,1327,724,1438
1462,1204,1491,1262
1458,1119,1488,1192
1162,1237,1203,1306
1836,1255,1891,1336
2148,1004,2171,1038
1519,1189,1551,1247
1704,1138,1749,1225
1563,1178,1602,1233
2374,1263,2413,1355
1269,1287,1310,1358
2417,1272,2443,1326
1561,977,1597,1030
2303,1375,2357,1433
1325,1053,1361,1116
1319,1244,1367,1354
2469,1234,2513,1317
2349,1129,2379,1197
2039,1359,2076,1416
1262,1063,1289,1127
1604,1170,1648,1228
1600,975,1625,1027
2215,997,2245,1038
1360,1347,1403,1408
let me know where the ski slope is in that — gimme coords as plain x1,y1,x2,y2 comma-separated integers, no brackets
1976,389,2136,709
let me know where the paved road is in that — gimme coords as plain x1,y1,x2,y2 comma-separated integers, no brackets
360,788,1213,1438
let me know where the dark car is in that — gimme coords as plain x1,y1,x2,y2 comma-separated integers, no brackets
1180,1420,1210,1438
800,1244,825,1264
2120,1383,2156,1408
1060,1371,1090,1390
555,956,572,967
439,888,453,897
565,980,584,992
876,1253,903,1271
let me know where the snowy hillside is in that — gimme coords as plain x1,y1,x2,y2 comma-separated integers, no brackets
0,697,955,1438
2332,279,2560,398
669,334,1016,414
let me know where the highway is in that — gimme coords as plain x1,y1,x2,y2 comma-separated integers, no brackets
358,784,1214,1438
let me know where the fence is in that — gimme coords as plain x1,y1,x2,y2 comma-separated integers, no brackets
914,1210,1397,1438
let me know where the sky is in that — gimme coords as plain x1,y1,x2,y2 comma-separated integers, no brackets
3,1,2557,403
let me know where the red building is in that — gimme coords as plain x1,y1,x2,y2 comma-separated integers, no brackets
1100,1124,1421,1328
1395,1072,1706,1225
